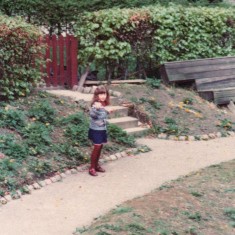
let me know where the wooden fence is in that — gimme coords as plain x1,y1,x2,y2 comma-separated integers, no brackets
42,34,78,88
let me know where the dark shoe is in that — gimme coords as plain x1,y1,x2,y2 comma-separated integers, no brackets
95,165,105,173
89,168,98,176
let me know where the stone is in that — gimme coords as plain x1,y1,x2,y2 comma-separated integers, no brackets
103,156,111,162
83,87,92,94
0,197,7,205
158,133,167,139
216,132,222,138
71,168,78,174
33,183,41,190
65,170,72,175
60,173,67,178
38,180,47,187
120,151,128,157
178,136,186,141
4,195,12,201
16,190,22,197
187,136,195,141
208,133,216,139
72,85,78,91
27,185,34,191
109,155,117,161
115,153,122,159
50,176,58,183
11,192,21,200
45,179,52,185
227,131,235,137
168,135,176,140
201,135,209,140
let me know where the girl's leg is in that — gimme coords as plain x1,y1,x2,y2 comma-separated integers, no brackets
89,144,102,176
95,144,105,173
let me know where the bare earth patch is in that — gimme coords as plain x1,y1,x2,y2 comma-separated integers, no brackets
78,160,235,235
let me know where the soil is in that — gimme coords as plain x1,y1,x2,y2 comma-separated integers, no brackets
111,83,235,136
79,159,235,235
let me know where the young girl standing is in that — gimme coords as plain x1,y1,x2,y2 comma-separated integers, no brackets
88,85,111,176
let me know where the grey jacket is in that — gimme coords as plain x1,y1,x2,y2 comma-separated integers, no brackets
89,106,109,130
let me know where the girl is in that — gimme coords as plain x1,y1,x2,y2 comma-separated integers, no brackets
88,85,111,176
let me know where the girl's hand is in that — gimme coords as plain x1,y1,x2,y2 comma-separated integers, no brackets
93,102,102,109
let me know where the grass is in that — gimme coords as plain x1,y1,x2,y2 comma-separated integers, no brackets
74,159,235,235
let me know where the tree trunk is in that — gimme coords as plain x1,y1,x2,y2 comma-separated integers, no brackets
78,65,90,91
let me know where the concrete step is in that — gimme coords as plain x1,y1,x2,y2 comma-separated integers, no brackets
108,116,138,129
125,126,150,136
106,106,128,118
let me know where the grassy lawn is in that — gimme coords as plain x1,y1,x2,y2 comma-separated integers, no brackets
74,159,235,235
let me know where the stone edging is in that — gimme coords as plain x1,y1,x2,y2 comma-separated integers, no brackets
0,148,138,206
157,131,235,141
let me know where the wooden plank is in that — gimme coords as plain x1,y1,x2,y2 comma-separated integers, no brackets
213,88,235,104
84,79,146,85
196,75,235,91
166,63,235,75
163,56,235,69
52,35,58,87
168,68,235,82
59,35,65,86
45,35,51,87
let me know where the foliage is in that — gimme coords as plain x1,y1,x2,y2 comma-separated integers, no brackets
0,108,26,131
74,5,235,80
146,78,161,89
0,1,224,34
28,100,57,124
0,14,44,100
108,123,136,147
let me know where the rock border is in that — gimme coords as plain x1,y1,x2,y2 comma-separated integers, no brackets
0,148,140,206
156,131,235,141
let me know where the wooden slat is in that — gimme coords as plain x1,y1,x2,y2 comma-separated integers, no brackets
196,75,235,92
213,88,235,105
70,35,78,88
52,35,58,86
168,68,235,82
84,79,146,85
59,35,65,86
166,63,235,75
164,56,235,69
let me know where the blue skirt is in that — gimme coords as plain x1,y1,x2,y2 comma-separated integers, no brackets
88,129,107,144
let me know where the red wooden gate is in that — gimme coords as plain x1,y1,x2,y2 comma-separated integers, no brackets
42,34,78,88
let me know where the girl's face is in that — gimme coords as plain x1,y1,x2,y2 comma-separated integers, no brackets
98,92,107,102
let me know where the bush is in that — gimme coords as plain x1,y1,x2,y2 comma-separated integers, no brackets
0,14,44,100
108,124,136,147
74,5,235,80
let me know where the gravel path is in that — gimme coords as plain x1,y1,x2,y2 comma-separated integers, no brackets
0,137,234,235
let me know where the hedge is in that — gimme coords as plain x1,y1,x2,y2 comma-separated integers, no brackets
74,5,235,80
0,14,44,100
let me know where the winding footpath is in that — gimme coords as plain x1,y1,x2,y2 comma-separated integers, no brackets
0,137,234,235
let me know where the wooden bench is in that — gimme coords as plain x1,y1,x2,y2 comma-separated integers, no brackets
160,56,235,105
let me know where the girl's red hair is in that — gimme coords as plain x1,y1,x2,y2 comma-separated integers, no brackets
91,85,110,106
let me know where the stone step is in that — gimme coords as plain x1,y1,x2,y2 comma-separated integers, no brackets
108,116,138,129
106,106,128,118
125,126,150,136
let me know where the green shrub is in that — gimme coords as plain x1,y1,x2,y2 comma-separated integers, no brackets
21,123,52,155
0,134,28,160
0,14,44,100
28,100,57,124
0,108,26,131
108,124,136,147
